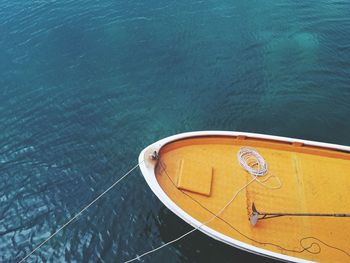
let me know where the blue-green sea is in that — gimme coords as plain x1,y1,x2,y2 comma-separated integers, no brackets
1,0,350,262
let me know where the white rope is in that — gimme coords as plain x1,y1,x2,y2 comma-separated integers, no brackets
19,147,281,263
237,147,268,177
18,161,142,263
124,174,258,263
125,147,282,263
238,147,282,189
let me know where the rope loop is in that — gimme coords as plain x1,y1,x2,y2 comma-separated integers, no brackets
237,147,268,177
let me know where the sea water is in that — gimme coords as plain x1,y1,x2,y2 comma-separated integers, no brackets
1,0,350,262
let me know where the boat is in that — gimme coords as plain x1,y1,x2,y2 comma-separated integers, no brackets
138,131,350,262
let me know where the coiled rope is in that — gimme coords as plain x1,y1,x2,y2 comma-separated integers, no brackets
237,147,268,177
237,147,281,190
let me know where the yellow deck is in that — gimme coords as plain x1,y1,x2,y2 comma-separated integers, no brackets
155,136,350,262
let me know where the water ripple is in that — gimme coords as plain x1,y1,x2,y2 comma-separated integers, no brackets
1,0,350,262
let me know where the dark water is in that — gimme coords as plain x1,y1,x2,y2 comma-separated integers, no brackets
1,0,350,262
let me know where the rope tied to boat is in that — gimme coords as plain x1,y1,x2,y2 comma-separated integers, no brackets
124,148,282,262
128,146,350,261
19,146,350,262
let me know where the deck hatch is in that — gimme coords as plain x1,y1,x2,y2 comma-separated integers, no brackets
176,159,213,196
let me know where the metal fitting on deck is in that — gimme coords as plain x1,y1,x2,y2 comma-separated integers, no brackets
150,151,159,160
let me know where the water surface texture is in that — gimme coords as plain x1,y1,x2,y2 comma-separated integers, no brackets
1,0,350,262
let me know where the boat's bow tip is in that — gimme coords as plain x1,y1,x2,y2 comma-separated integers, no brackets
139,143,162,171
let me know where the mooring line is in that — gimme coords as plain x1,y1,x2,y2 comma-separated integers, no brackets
18,161,142,263
123,160,260,263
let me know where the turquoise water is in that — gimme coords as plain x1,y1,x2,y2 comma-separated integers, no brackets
1,0,350,262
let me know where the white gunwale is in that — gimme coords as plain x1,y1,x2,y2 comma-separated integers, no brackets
138,131,350,263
